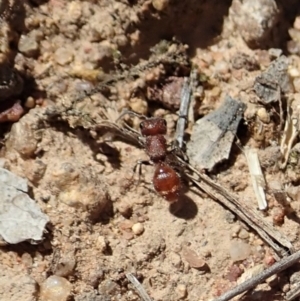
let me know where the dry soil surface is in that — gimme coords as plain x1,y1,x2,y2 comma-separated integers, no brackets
1,1,300,301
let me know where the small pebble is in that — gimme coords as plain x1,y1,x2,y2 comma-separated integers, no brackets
54,258,76,277
18,32,40,57
294,16,300,30
238,228,250,239
169,251,182,268
176,284,187,299
54,47,74,66
257,107,270,123
132,222,144,235
6,118,37,156
40,275,72,301
96,236,107,253
182,247,206,269
152,0,169,11
24,96,36,108
231,224,241,237
229,240,251,262
116,201,132,218
214,61,229,75
0,102,24,123
21,253,33,268
129,97,148,115
293,77,300,93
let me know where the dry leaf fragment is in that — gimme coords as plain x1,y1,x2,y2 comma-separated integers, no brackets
187,96,246,171
254,55,294,104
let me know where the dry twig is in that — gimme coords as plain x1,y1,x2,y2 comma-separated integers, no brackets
212,249,300,301
184,161,293,257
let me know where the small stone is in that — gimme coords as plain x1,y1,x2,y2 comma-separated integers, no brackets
226,264,244,282
238,228,250,239
272,207,285,225
40,276,72,301
214,61,229,75
25,160,47,185
231,224,241,237
6,117,37,157
95,236,107,253
182,246,207,269
176,284,187,299
268,48,282,58
24,97,35,108
21,253,33,268
0,101,24,123
54,47,74,66
18,30,41,57
116,201,132,218
289,28,300,43
122,230,134,240
132,223,144,235
169,251,182,268
293,77,300,93
294,16,300,31
129,97,148,115
152,0,169,11
229,240,251,262
53,257,76,277
119,220,134,231
230,0,279,47
257,107,270,123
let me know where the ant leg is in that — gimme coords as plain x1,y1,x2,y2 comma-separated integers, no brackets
115,110,146,139
167,143,189,162
133,160,152,184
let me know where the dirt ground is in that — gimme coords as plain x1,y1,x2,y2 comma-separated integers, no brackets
2,0,300,300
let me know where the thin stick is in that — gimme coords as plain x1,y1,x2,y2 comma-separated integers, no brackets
183,160,293,257
286,282,300,300
126,273,153,301
212,249,300,301
174,77,190,149
174,70,196,149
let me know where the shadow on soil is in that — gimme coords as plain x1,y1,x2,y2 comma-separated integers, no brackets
169,193,198,219
121,0,233,65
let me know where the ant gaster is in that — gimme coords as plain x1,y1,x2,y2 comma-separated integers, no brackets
139,117,181,203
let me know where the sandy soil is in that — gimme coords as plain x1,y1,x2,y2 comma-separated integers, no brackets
1,0,300,300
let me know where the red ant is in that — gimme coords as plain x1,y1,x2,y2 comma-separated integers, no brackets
117,110,182,203
138,117,181,203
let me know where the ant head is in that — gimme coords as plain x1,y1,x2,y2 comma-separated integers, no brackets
140,118,167,136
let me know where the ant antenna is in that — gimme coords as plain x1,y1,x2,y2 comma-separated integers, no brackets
115,109,147,123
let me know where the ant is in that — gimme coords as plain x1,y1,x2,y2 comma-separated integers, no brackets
117,111,182,203
139,117,181,203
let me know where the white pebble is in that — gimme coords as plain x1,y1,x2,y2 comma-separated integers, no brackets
40,275,72,301
257,107,270,123
152,0,169,11
229,240,251,262
176,284,187,299
132,223,144,235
